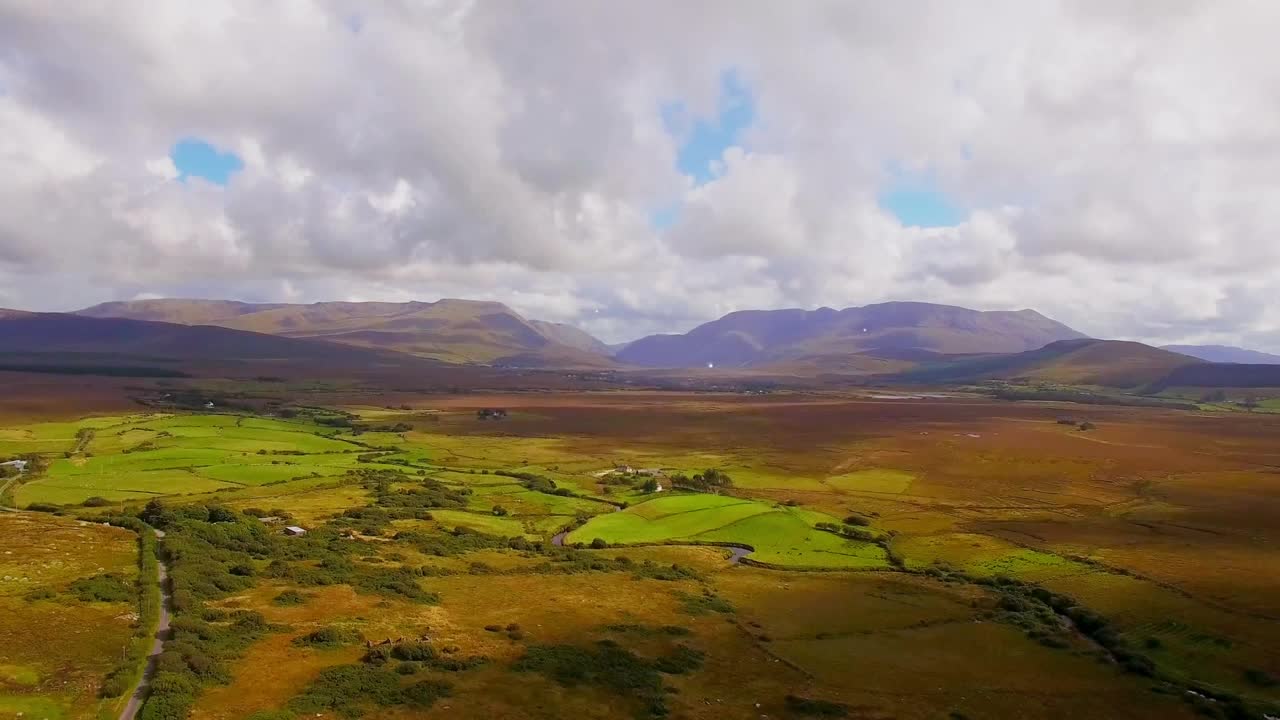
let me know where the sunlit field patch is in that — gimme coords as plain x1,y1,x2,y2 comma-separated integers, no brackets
0,513,137,719
568,493,888,569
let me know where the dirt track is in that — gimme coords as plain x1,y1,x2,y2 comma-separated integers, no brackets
119,529,171,720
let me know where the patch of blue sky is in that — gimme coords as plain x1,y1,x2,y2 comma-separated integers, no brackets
170,138,243,185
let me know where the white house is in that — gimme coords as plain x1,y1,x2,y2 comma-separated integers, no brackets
0,459,28,472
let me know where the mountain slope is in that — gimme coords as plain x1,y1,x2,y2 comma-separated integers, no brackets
76,299,289,325
895,339,1203,388
0,311,425,370
1161,344,1280,365
529,320,611,354
616,302,1087,368
76,299,612,367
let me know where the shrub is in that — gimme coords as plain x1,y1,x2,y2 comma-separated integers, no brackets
785,694,849,717
292,626,364,648
515,642,669,715
402,679,452,708
82,496,114,507
842,514,870,526
391,643,437,662
678,591,733,616
590,538,608,549
272,590,307,606
653,645,704,675
70,573,134,603
23,586,57,602
1243,668,1277,688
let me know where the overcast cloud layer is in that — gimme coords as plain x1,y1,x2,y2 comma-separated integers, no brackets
2,1,1280,348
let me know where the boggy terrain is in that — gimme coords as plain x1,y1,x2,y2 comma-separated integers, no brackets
0,389,1277,720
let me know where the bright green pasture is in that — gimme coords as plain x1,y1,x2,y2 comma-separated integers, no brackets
7,413,397,506
465,485,607,517
568,493,889,569
423,509,530,537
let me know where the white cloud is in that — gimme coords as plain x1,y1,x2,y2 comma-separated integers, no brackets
1,1,1280,350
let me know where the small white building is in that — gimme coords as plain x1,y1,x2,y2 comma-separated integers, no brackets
0,459,28,472
204,402,215,409
283,526,307,536
654,481,664,493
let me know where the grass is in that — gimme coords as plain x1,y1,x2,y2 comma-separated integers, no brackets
567,494,889,569
8,413,387,506
0,514,137,719
4,394,1280,719
824,468,915,494
416,509,531,538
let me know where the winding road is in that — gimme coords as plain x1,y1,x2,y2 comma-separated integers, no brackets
119,529,172,720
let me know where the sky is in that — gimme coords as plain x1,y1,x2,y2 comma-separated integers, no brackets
2,2,1280,350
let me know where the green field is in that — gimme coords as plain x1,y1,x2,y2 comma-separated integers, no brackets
5,414,391,506
3,396,1278,720
567,493,889,569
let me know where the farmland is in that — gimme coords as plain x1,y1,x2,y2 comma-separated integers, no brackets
1,389,1278,719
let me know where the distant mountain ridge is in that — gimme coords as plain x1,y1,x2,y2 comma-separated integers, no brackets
1161,344,1280,365
0,311,422,369
894,338,1203,388
77,298,612,367
616,302,1088,368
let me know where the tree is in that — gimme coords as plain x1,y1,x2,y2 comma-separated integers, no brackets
1242,395,1260,412
641,478,659,493
207,506,238,523
491,505,509,517
140,498,177,529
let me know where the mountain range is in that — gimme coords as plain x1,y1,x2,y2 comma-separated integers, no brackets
1160,344,1280,365
1,297,1277,390
616,302,1086,368
77,298,612,368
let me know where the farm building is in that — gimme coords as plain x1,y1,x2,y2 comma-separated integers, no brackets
0,459,28,472
283,526,307,536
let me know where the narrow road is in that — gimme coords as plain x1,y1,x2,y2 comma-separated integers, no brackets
120,529,171,720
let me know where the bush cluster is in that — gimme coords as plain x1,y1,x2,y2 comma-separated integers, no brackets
515,639,704,717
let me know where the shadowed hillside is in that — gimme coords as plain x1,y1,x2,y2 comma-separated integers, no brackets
1161,344,1280,365
1151,362,1280,390
617,302,1087,368
893,339,1203,388
77,298,612,367
0,311,429,372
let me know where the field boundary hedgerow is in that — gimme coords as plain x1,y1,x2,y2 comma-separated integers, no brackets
97,518,163,712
